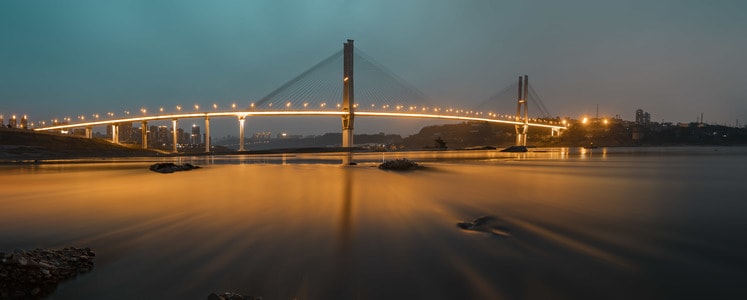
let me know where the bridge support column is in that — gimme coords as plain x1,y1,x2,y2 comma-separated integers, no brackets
112,124,119,144
204,116,211,153
172,119,178,153
341,39,355,165
85,126,92,139
141,121,148,149
238,116,246,152
515,75,529,146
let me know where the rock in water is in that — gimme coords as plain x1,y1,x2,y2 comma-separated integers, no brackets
500,146,528,152
149,162,201,173
456,216,510,237
378,158,421,171
0,247,95,299
208,292,263,300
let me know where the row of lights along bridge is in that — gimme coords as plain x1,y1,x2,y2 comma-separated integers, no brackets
5,101,566,129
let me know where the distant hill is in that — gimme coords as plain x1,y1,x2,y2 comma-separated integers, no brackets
0,128,161,161
402,122,517,149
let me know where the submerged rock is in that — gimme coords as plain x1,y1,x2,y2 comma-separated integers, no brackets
457,216,510,237
149,162,200,173
457,216,496,230
208,292,262,300
0,247,95,299
378,158,421,171
500,146,528,152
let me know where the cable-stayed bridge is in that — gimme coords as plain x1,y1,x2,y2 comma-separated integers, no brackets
34,40,565,155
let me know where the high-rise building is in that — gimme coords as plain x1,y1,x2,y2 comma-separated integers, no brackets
635,109,651,125
9,115,17,128
118,122,133,143
157,126,170,146
133,127,143,145
0,115,4,127
177,128,189,145
148,125,158,147
19,115,28,129
191,124,201,145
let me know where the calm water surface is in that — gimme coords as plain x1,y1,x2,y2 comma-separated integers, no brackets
1,147,746,299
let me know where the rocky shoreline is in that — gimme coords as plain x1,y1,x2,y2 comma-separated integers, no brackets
0,247,95,299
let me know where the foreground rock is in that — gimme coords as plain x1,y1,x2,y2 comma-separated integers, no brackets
378,158,421,171
208,292,262,300
0,247,95,299
149,162,200,173
457,216,510,237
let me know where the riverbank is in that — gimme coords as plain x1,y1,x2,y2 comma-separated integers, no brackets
0,129,162,161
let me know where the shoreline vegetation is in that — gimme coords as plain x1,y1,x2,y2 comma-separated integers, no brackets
2,122,746,163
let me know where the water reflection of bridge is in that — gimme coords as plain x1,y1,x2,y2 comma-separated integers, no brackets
35,40,566,156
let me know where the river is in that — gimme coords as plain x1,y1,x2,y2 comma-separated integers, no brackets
1,147,746,299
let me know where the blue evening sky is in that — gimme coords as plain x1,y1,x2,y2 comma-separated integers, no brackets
1,0,746,136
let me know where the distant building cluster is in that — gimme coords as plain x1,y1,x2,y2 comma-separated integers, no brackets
77,122,207,149
0,114,29,129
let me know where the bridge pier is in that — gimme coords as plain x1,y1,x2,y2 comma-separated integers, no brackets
238,116,246,152
141,121,148,149
551,128,561,137
112,124,119,144
172,119,178,153
341,39,355,165
515,75,529,146
204,116,211,153
85,126,92,139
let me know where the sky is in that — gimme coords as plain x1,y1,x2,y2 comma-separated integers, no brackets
1,0,746,137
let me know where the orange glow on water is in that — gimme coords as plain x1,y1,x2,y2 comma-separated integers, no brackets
1,149,746,298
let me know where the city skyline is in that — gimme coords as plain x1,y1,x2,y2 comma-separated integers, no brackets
1,0,746,136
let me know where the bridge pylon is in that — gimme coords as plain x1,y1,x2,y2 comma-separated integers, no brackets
515,75,529,146
341,39,355,164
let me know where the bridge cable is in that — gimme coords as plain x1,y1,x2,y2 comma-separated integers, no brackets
528,85,552,119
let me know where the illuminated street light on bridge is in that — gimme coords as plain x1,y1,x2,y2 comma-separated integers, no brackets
176,105,182,112
213,103,218,110
250,103,255,109
194,104,199,112
159,107,164,113
286,102,291,108
232,103,236,110
304,103,308,108
141,108,147,115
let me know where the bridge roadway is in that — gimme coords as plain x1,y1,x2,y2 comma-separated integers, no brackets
33,110,566,152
